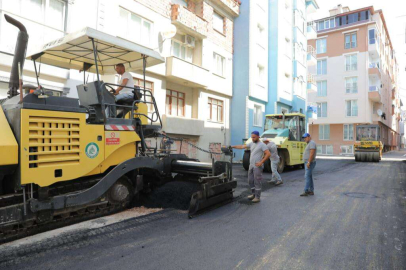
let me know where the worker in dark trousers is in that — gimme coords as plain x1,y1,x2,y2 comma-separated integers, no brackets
232,131,271,203
262,138,283,186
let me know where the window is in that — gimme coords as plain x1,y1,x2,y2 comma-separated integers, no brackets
317,18,335,31
208,98,224,122
317,145,333,155
317,59,327,75
3,0,66,31
119,8,153,47
346,100,358,117
213,12,224,34
340,145,354,154
172,41,193,62
317,81,327,96
319,124,330,140
166,90,185,117
345,33,357,49
253,105,262,127
213,53,225,77
317,102,327,117
345,77,358,94
345,54,357,71
316,38,327,54
369,29,376,44
257,65,265,85
343,124,354,141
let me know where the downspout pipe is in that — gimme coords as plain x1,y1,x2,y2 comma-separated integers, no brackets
5,14,29,98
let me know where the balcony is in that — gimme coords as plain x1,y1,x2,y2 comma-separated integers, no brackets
293,60,306,79
306,0,319,14
293,26,306,45
368,86,381,102
368,37,380,58
307,45,316,66
307,74,317,93
211,0,240,16
166,56,210,88
307,22,317,39
368,62,381,78
162,115,205,136
171,5,208,39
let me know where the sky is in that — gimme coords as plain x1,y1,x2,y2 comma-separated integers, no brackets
311,0,406,109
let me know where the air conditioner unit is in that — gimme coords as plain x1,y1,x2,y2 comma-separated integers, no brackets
185,35,196,48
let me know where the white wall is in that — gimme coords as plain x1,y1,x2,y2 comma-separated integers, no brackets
248,0,268,102
309,52,369,125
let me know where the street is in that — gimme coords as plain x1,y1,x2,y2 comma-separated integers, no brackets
1,150,405,270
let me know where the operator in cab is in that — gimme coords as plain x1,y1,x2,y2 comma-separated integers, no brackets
114,63,135,102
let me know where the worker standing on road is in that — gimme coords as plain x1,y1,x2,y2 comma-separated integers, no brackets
300,133,317,196
262,138,283,186
231,131,271,203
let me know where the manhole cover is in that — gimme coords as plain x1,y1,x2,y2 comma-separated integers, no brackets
343,192,379,199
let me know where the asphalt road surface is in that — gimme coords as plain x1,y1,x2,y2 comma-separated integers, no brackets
1,150,405,270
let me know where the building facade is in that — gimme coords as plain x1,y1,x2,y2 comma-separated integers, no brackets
231,0,317,160
0,0,240,162
230,0,268,154
268,0,318,116
307,5,402,155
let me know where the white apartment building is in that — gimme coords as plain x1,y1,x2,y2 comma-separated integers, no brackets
0,0,240,162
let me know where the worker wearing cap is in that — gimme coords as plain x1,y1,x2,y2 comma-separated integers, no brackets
231,131,271,203
262,138,283,186
300,133,317,196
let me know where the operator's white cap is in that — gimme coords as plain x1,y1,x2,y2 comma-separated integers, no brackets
262,138,270,142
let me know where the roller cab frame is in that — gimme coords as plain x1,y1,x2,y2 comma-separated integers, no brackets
243,113,307,173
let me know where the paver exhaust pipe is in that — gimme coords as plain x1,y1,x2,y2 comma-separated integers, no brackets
5,14,29,98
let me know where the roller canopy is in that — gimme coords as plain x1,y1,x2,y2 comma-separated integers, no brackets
26,27,165,74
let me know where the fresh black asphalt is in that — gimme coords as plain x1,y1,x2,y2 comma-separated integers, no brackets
1,150,405,270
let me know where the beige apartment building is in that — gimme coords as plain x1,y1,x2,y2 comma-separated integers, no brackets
307,5,402,155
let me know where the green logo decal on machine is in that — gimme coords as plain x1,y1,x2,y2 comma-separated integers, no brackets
85,143,99,159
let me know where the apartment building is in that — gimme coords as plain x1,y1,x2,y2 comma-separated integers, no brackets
307,5,402,155
231,0,317,160
230,0,268,154
0,0,75,98
0,0,240,162
268,0,318,116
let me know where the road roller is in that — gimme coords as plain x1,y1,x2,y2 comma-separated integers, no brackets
354,125,383,162
0,15,236,243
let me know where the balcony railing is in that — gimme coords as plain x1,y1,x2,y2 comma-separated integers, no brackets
211,0,240,16
171,5,208,38
307,74,316,84
307,45,316,56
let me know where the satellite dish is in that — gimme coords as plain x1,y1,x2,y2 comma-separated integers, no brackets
161,25,177,40
377,109,383,116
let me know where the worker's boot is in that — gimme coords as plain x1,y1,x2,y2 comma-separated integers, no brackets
252,197,260,203
247,194,255,200
275,181,283,186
